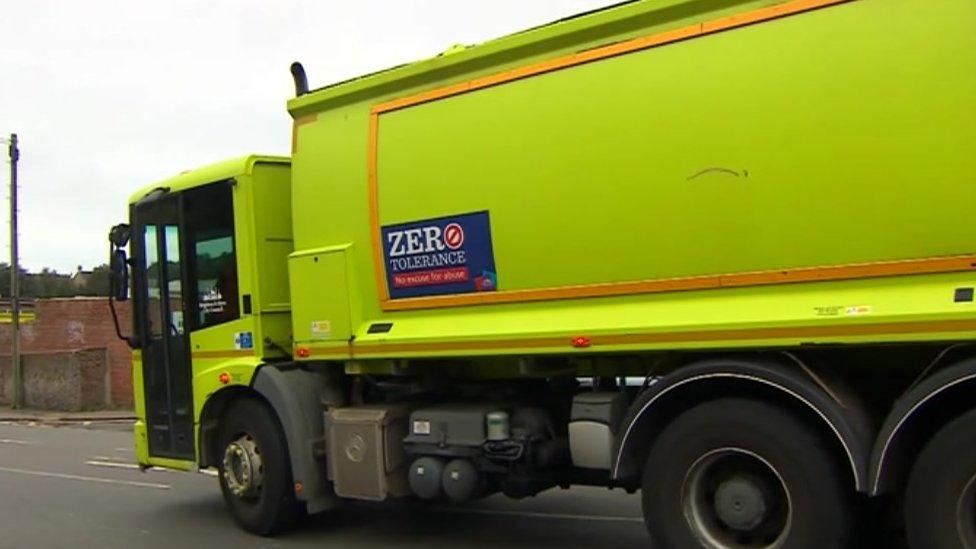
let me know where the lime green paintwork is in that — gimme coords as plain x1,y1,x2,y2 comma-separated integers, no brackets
289,0,826,118
287,0,976,359
129,156,292,469
129,0,976,467
288,245,355,344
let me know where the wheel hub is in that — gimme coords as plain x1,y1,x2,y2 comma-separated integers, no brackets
714,475,768,531
682,447,791,549
223,435,263,500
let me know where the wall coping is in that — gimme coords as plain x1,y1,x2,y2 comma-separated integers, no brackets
0,347,109,357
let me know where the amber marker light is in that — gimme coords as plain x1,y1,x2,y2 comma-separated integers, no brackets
218,372,231,385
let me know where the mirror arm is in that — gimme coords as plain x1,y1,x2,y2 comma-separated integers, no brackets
107,240,138,349
109,295,138,349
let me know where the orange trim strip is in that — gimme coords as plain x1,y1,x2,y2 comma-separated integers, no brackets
306,348,348,358
371,0,849,115
368,113,390,301
367,0,872,311
382,254,976,311
133,349,251,360
191,350,255,360
306,318,976,358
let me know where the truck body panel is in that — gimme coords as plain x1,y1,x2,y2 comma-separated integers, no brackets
286,0,976,360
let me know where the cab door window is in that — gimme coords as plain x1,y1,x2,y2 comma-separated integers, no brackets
185,182,239,330
143,225,165,336
164,225,185,335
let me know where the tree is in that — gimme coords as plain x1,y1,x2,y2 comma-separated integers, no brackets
84,264,111,296
0,262,110,299
0,262,29,298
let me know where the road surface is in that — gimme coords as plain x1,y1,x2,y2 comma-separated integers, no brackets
0,421,646,548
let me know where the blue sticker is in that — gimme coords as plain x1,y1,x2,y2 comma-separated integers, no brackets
234,331,254,350
382,211,498,299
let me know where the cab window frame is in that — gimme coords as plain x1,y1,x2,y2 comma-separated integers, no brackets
183,180,241,332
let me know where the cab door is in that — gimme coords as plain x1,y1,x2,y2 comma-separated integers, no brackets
133,194,194,460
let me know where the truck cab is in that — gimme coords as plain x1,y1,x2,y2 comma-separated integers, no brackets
120,156,292,468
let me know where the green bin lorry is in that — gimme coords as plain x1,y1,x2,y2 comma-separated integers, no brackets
109,0,976,546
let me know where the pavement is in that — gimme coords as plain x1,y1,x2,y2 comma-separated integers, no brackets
0,407,136,424
0,420,647,549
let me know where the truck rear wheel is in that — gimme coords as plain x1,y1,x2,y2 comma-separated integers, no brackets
641,398,852,549
905,407,976,549
217,398,305,535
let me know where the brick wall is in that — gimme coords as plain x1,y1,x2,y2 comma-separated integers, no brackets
0,298,133,408
0,349,109,411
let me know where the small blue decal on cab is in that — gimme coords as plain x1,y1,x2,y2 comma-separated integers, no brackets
234,332,254,350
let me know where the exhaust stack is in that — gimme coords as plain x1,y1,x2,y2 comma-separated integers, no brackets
290,62,309,97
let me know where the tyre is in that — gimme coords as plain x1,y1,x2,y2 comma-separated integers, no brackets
641,398,853,549
217,398,305,535
905,408,976,549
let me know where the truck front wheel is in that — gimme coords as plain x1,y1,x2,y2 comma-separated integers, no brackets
905,407,976,549
217,398,305,535
641,398,853,549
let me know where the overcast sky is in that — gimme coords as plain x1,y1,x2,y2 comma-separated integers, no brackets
0,0,616,273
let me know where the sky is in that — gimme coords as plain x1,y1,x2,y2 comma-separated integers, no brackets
0,0,617,273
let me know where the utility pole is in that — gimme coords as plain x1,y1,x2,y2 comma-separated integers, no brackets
8,134,21,409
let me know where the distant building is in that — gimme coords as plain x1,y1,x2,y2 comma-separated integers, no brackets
70,266,93,289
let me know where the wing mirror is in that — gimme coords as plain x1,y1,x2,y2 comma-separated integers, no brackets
107,223,137,348
108,224,131,302
109,223,131,248
110,248,129,302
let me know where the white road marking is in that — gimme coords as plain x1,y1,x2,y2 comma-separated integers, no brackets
86,459,218,478
85,460,143,470
432,507,644,524
0,466,170,489
86,460,183,475
0,438,36,445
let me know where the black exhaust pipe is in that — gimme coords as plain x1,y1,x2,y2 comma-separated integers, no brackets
290,62,309,97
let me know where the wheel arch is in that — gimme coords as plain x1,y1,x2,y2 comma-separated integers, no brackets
870,356,976,496
250,364,346,514
201,363,346,514
198,384,260,468
612,356,873,493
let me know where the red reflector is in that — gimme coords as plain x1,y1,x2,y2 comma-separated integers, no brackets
572,336,592,348
296,347,311,359
218,372,231,385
